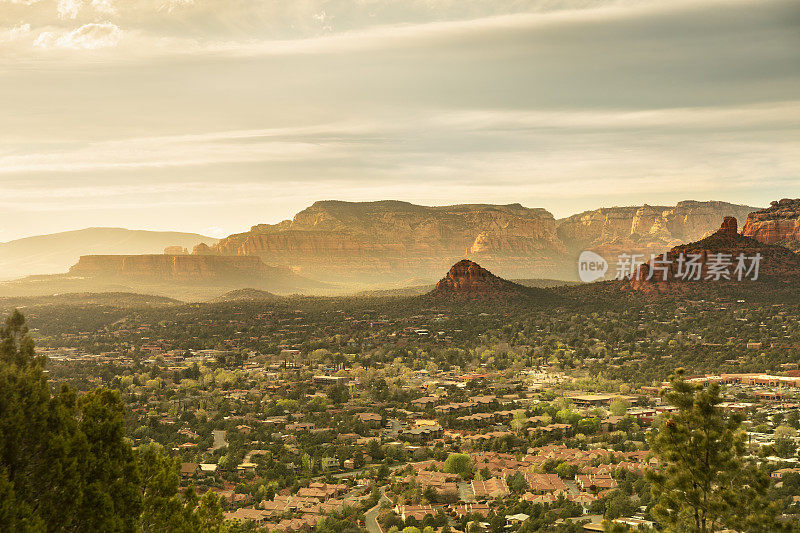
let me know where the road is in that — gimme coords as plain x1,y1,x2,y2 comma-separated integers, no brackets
564,479,580,495
210,429,228,451
382,418,402,439
457,481,475,503
365,488,390,533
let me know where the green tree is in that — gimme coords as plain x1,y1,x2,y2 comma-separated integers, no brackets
647,369,787,532
139,443,185,532
443,453,474,479
0,310,85,531
603,490,636,520
302,452,314,476
74,388,142,531
609,398,630,417
0,311,224,533
507,471,528,494
328,383,350,404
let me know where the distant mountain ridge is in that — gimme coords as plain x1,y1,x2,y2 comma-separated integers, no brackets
213,200,565,282
555,201,757,265
0,199,773,291
209,199,757,282
0,227,217,281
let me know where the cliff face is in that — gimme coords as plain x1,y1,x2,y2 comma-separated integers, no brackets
556,200,757,258
69,254,269,281
0,227,217,282
741,198,800,246
213,201,567,282
208,199,762,283
628,217,800,294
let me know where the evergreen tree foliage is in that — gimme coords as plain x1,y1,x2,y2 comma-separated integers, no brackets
0,310,227,532
647,369,790,532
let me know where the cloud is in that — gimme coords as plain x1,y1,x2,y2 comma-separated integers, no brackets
160,0,193,13
34,22,122,49
0,0,782,60
0,124,359,173
56,0,83,19
0,23,32,43
91,0,116,16
0,0,796,239
1,102,797,193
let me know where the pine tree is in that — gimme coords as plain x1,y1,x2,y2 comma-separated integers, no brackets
0,309,82,531
647,369,790,532
0,310,227,532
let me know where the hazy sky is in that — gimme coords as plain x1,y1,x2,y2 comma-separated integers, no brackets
1,0,798,241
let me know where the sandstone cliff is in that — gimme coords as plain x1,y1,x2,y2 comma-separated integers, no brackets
628,217,800,294
207,200,763,284
741,198,800,247
213,201,567,282
556,200,757,257
64,254,319,297
69,254,269,281
0,227,216,281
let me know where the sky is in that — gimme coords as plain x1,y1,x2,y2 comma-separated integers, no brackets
1,0,798,241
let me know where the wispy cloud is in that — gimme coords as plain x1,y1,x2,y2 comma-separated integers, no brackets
1,0,784,60
0,0,796,239
34,22,121,48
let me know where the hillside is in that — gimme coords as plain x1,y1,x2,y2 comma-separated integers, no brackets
627,217,800,296
0,292,180,312
0,227,217,281
210,288,278,303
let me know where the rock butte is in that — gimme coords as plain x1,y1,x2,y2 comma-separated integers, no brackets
742,198,800,246
629,216,800,294
427,259,535,300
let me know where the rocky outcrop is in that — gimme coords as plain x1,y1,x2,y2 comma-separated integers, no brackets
192,243,216,255
741,198,800,246
628,217,800,294
718,216,738,236
556,200,757,258
0,227,217,282
427,259,538,301
163,246,188,255
213,201,567,282
65,254,321,295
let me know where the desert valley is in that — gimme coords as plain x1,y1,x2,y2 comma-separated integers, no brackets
2,0,798,531
1,197,800,532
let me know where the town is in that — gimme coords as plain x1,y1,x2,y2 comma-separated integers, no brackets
7,292,799,532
